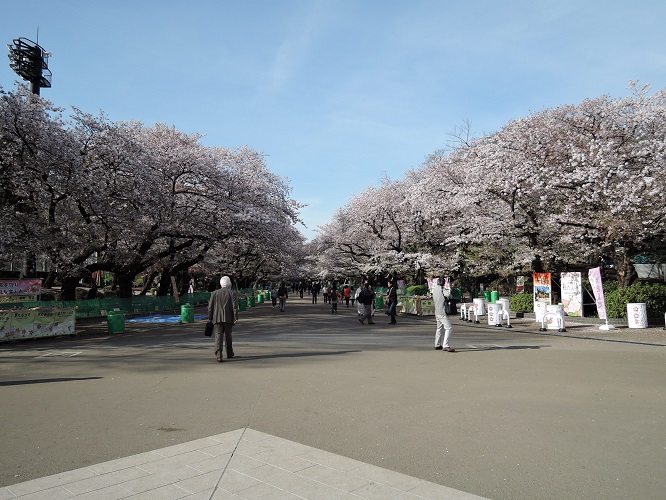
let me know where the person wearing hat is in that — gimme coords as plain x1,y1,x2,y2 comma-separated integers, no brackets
208,276,238,362
433,277,455,352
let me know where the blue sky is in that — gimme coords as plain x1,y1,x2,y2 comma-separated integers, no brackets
3,0,665,240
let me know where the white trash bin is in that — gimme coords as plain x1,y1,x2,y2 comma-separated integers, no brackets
487,302,502,326
497,298,511,316
472,298,486,316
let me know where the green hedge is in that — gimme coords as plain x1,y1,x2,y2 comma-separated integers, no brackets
508,285,666,318
406,285,429,296
605,282,666,319
510,293,534,313
0,292,211,319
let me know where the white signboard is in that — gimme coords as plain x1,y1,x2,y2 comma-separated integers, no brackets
561,272,583,317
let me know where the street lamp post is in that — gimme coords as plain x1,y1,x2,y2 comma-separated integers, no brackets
7,37,52,95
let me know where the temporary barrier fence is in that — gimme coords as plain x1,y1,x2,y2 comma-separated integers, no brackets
0,292,212,319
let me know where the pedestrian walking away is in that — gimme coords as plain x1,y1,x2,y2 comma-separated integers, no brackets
433,277,455,352
331,286,338,313
278,282,288,312
343,285,351,307
208,276,238,362
357,282,375,325
386,280,398,324
311,282,319,304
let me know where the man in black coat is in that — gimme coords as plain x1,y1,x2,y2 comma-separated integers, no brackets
208,276,238,362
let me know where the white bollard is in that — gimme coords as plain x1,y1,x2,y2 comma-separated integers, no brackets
466,304,474,322
500,306,512,328
534,301,547,323
539,312,566,332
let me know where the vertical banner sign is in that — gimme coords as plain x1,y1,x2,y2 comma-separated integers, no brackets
516,276,526,293
561,272,583,317
533,273,552,323
588,267,607,320
533,273,552,302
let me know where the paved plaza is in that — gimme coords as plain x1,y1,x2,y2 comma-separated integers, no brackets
1,297,665,499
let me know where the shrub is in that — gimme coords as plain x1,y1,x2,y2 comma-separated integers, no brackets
406,284,429,296
605,282,666,319
510,293,534,313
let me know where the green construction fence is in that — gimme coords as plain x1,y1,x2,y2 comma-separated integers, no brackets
0,292,212,319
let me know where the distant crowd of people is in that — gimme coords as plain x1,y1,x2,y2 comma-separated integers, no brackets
207,276,455,363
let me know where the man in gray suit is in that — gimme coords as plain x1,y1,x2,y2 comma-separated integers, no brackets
208,276,238,362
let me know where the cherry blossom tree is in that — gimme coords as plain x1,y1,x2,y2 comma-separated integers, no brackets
316,84,666,288
1,85,305,297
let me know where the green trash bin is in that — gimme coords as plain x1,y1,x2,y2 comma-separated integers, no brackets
484,291,491,302
107,311,125,333
375,295,384,309
238,296,247,311
181,304,194,323
248,296,255,307
257,293,264,304
490,291,499,303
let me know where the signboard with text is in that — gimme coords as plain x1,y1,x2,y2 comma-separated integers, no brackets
561,272,583,317
0,279,42,304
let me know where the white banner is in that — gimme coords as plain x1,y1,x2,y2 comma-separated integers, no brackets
561,272,583,317
588,267,607,320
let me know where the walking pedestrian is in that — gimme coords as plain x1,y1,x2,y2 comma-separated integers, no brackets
277,282,288,312
355,285,363,316
343,285,351,307
357,282,375,325
270,285,278,308
386,280,398,324
208,276,238,362
433,278,455,352
331,286,338,313
311,282,319,304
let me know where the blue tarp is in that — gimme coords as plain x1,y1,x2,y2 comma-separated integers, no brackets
127,314,207,323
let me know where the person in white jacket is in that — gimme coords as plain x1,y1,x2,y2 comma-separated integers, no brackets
432,278,455,352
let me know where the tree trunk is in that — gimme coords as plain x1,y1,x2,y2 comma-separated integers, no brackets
42,271,57,289
614,251,638,288
178,272,190,296
115,273,135,298
24,252,37,278
531,255,545,273
157,269,172,296
60,276,79,301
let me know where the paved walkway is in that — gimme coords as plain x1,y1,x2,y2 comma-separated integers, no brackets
2,297,665,499
0,428,485,499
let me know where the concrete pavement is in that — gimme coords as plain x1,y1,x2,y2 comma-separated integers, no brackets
1,297,664,499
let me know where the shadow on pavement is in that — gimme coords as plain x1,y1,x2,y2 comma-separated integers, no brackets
0,376,103,387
